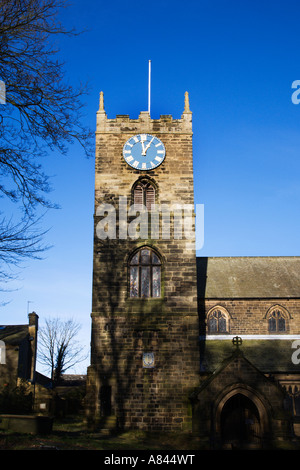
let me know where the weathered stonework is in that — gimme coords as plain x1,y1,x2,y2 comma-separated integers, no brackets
195,257,300,446
201,299,300,335
84,92,300,447
85,93,200,431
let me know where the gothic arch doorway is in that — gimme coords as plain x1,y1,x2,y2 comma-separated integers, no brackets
213,386,271,449
220,393,261,448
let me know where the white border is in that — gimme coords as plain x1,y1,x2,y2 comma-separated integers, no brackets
200,335,300,340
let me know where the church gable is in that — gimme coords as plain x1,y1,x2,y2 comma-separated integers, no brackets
196,350,284,400
192,350,291,446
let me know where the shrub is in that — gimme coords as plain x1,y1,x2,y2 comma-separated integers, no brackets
0,382,32,414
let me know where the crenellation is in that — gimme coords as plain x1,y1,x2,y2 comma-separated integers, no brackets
87,92,199,432
85,91,300,446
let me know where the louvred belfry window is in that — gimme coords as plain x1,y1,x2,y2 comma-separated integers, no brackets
129,248,161,298
133,180,155,211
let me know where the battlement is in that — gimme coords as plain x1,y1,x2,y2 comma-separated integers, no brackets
96,92,192,134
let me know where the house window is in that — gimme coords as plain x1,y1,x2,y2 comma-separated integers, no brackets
129,247,161,298
133,180,155,211
207,308,229,333
268,309,286,332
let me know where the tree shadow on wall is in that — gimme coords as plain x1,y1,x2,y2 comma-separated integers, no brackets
88,238,157,430
87,237,198,432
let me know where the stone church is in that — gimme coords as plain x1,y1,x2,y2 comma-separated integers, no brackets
85,91,300,448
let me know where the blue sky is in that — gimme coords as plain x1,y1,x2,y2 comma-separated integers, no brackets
1,0,300,374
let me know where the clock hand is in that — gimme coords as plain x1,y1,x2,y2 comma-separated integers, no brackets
143,137,154,154
140,136,146,156
141,140,146,155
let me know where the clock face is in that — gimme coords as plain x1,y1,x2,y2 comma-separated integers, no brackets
123,134,166,170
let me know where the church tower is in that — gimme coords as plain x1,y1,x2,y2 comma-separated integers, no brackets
85,92,200,431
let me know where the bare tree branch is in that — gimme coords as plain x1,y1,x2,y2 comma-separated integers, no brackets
0,213,51,288
37,317,88,384
0,0,93,283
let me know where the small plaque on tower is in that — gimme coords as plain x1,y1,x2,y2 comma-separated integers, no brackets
143,352,155,368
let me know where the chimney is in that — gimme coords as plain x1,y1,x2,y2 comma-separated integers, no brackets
28,311,39,330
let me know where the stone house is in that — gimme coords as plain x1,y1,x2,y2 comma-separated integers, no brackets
0,312,86,417
0,312,39,388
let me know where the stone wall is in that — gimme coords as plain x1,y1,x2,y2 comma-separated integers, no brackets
86,97,200,431
200,298,300,335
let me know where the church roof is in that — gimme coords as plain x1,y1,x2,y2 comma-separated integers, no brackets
197,256,300,299
199,339,300,374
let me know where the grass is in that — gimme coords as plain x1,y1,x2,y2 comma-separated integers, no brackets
0,415,208,451
1,415,300,451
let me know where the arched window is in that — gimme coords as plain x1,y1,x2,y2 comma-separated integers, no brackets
268,308,286,332
133,179,155,211
129,247,161,298
207,308,229,334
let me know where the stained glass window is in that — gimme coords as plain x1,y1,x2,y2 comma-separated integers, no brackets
129,248,161,298
152,266,161,298
130,266,139,298
207,309,229,333
268,309,286,332
141,248,150,265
